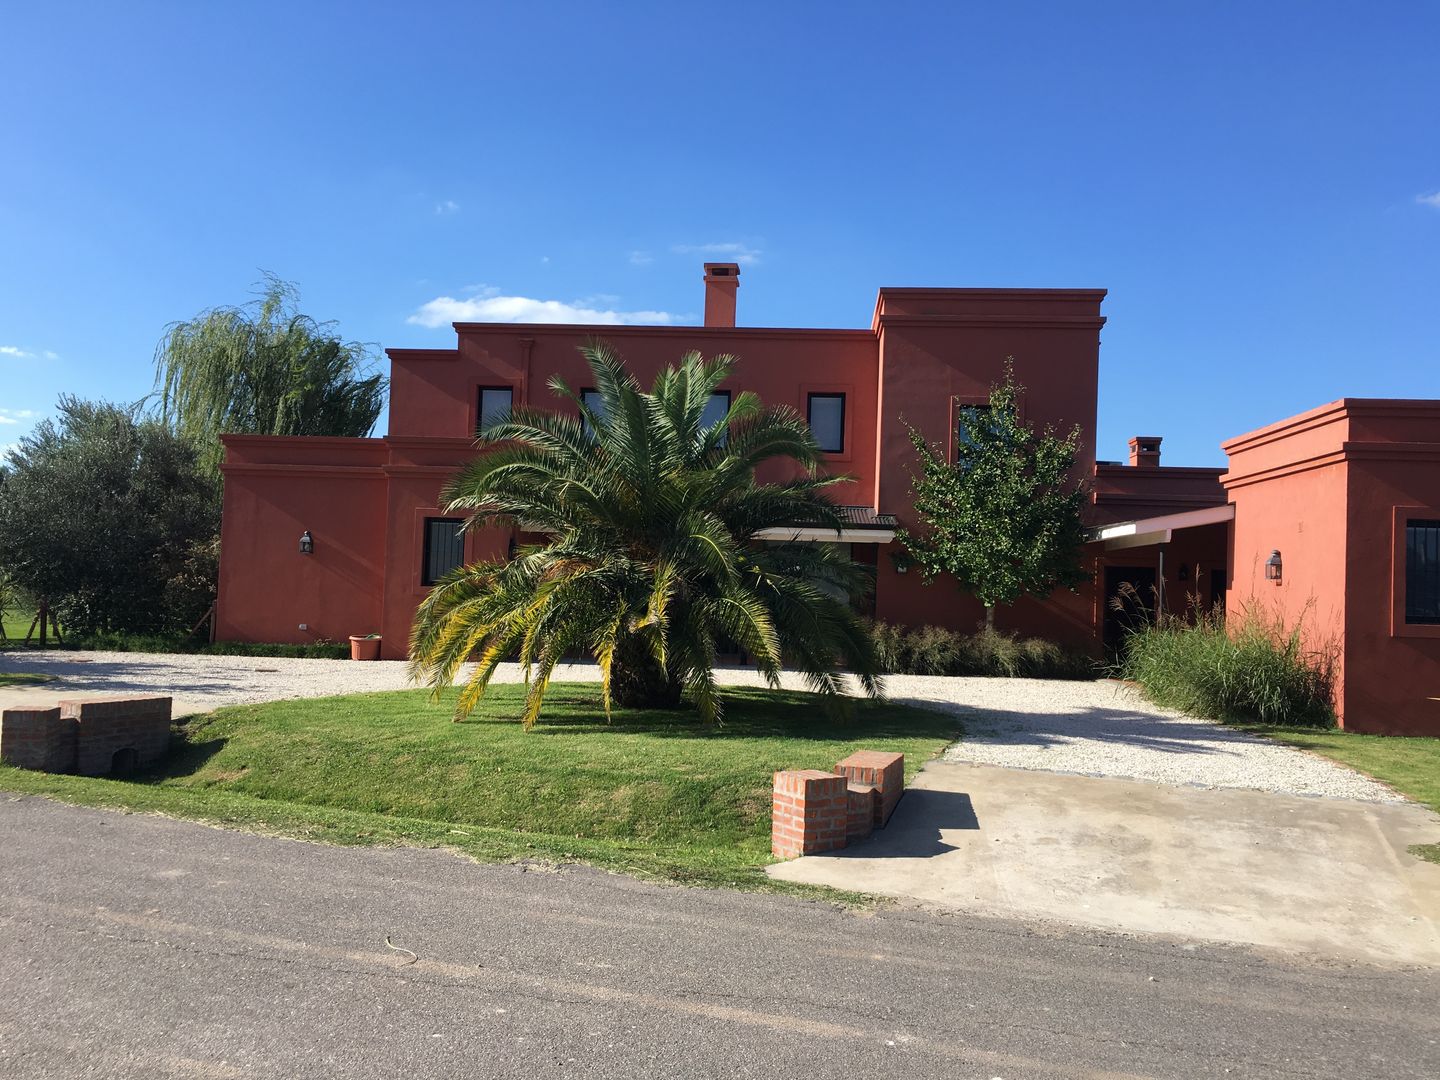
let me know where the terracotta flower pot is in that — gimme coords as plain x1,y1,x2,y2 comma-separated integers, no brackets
350,635,382,661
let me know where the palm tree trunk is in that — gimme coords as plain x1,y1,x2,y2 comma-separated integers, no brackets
611,635,683,710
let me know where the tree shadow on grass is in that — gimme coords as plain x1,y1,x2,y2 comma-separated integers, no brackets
460,685,962,743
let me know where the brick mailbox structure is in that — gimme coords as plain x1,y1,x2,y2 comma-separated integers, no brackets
0,696,173,776
772,751,905,859
834,750,905,826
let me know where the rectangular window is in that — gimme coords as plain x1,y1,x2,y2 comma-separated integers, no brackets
702,390,731,443
422,518,465,586
807,393,845,453
956,404,994,450
580,388,606,437
1406,520,1440,624
478,387,513,432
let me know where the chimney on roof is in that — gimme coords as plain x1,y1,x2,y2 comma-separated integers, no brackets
1128,436,1162,468
703,263,740,328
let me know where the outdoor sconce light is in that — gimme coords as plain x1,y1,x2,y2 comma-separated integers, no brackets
891,551,914,575
1265,549,1282,583
299,530,314,555
1177,564,1190,583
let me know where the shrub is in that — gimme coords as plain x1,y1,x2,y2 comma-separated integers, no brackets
866,620,1096,680
24,632,350,661
1117,602,1336,727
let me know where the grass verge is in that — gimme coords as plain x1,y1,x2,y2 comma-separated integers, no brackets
0,683,958,895
0,672,54,687
1245,724,1440,864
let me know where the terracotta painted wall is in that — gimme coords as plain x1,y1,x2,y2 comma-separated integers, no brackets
1223,399,1440,735
216,437,389,648
1338,448,1440,736
391,325,881,508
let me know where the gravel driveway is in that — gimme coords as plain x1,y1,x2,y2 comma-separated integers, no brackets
0,650,1400,802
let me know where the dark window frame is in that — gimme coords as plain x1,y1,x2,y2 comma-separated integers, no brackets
703,389,732,442
475,385,515,434
476,385,514,435
1405,519,1440,625
807,392,846,454
421,517,466,586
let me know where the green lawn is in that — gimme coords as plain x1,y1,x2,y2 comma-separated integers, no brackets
0,672,53,687
1,606,38,643
1250,725,1440,864
0,683,959,890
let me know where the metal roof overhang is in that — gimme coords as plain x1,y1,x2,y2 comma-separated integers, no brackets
752,525,896,543
1087,503,1235,551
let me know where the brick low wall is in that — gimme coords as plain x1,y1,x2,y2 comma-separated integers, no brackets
1,696,172,776
0,707,77,772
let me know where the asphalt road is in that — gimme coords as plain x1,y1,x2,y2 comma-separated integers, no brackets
1,797,1437,1079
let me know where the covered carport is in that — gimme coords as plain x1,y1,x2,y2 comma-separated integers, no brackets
1087,503,1234,649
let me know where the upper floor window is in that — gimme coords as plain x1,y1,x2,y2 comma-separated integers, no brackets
1406,520,1440,625
955,404,995,450
580,388,607,437
478,387,513,433
807,393,845,454
422,518,465,586
702,391,731,441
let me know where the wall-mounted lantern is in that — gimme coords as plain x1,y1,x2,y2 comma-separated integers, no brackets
1264,549,1282,583
299,530,314,555
1177,563,1190,583
891,551,914,575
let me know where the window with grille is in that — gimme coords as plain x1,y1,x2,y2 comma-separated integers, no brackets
422,518,465,585
1406,520,1440,625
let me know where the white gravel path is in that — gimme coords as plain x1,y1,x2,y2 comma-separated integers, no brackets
0,650,1402,803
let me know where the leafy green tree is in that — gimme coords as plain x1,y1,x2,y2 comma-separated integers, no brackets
898,364,1088,631
0,398,220,636
409,343,883,726
153,273,387,474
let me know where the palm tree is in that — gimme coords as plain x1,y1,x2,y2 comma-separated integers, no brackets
409,343,883,726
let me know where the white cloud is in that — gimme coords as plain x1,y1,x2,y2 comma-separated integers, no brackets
1,346,56,361
671,242,762,266
0,415,15,425
0,409,38,425
628,249,654,266
435,199,460,215
408,287,685,328
1417,191,1440,209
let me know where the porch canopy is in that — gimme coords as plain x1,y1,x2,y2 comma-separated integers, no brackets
753,505,898,544
1088,503,1234,550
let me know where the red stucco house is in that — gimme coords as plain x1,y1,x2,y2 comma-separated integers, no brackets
214,264,1440,735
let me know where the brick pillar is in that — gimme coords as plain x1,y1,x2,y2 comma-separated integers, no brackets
846,782,877,840
772,769,850,859
835,750,905,826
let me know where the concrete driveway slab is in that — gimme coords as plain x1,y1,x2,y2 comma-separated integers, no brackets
768,760,1440,966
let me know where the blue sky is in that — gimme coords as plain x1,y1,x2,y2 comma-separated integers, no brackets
2,1,1437,467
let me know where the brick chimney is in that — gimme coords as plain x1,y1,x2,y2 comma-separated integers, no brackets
1128,436,1162,468
703,263,740,327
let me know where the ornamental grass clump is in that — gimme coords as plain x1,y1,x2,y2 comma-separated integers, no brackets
866,620,1096,680
1118,600,1337,727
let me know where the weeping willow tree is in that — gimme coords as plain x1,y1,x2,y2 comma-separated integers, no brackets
153,273,387,473
409,343,883,727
